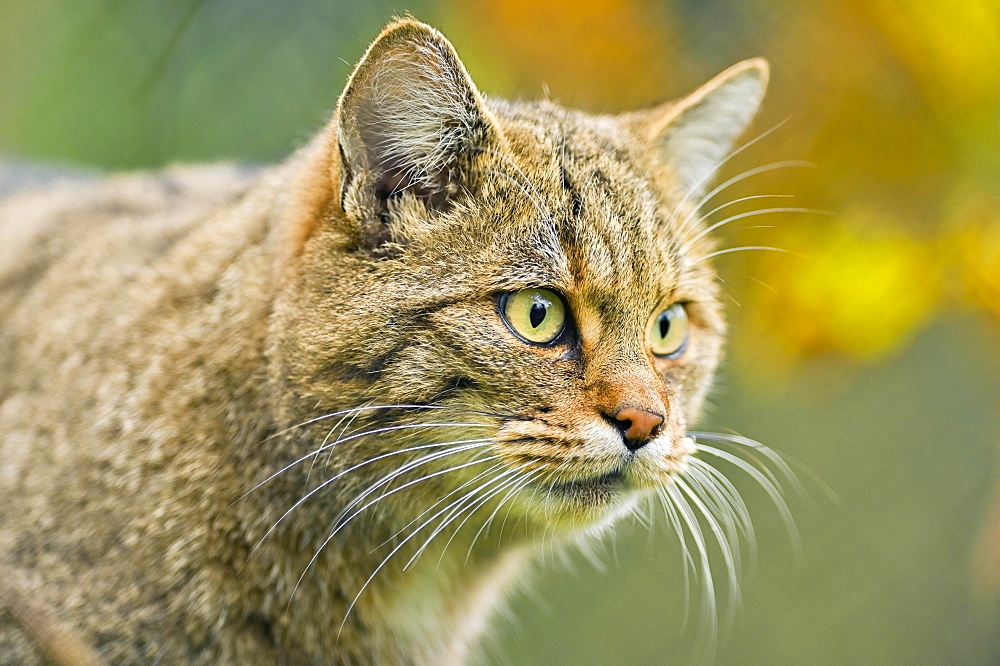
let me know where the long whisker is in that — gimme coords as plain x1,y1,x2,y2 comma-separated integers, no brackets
336,464,534,637
693,245,793,264
331,451,504,536
465,467,541,561
674,160,815,242
663,482,717,662
695,444,788,512
689,459,754,536
286,457,507,608
466,464,547,561
249,437,494,555
664,116,793,234
675,475,741,637
692,439,802,560
406,465,537,570
432,467,540,569
688,458,757,568
261,403,526,444
307,400,371,483
697,193,795,224
657,485,695,633
237,422,493,503
679,207,832,256
683,466,744,575
690,431,803,496
377,461,511,548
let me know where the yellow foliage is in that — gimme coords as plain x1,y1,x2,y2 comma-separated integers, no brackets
742,214,943,361
871,0,1000,114
447,0,679,110
951,199,1000,315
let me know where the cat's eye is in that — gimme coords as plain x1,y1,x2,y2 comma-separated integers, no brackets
500,288,567,345
649,303,690,358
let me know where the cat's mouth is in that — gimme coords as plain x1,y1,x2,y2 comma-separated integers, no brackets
520,437,695,519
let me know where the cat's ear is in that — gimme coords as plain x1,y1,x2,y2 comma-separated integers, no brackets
644,59,768,200
334,19,495,248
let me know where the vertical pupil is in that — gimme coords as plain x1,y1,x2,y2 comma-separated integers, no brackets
658,313,670,339
529,302,547,328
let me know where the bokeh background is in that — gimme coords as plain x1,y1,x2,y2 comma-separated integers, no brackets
2,0,999,663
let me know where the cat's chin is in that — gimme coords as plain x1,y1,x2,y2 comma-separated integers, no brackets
523,468,654,528
517,437,695,527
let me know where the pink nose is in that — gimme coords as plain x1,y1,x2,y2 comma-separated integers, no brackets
609,406,664,451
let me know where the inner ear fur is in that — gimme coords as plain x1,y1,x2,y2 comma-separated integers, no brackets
334,19,498,250
641,58,769,201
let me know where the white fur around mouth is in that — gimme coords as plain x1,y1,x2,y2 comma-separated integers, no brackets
539,434,698,498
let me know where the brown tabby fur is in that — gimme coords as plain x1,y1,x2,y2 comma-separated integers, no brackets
0,19,767,665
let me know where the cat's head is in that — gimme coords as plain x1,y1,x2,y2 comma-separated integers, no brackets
274,19,767,531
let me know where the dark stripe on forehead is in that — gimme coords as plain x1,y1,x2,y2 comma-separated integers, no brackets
559,161,585,219
588,128,633,157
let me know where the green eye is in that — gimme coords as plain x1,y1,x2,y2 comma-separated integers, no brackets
649,303,689,357
501,288,567,345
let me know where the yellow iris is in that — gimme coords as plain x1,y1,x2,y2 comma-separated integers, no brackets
649,303,689,357
502,288,566,344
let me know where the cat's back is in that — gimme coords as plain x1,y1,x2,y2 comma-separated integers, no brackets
0,159,267,487
0,162,268,444
0,161,259,319
0,160,278,662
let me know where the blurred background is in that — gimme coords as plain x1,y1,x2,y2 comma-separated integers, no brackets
2,0,998,662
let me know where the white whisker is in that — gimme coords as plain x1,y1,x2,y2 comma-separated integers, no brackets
694,245,793,264
684,468,744,574
674,160,815,242
249,437,494,555
308,399,371,482
692,438,802,561
335,464,533,638
688,458,757,567
675,475,741,636
680,207,832,256
260,403,522,445
436,468,540,568
657,486,694,633
463,468,540,562
379,462,511,547
691,431,804,495
333,451,503,535
237,421,492,503
286,458,507,607
407,465,536,570
664,116,793,234
697,193,795,224
664,482,717,662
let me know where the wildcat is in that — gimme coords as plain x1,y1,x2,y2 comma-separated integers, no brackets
0,18,777,665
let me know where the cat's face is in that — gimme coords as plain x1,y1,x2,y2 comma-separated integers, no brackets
276,20,766,532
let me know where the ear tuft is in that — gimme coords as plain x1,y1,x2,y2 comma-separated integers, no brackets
335,19,493,248
648,58,769,200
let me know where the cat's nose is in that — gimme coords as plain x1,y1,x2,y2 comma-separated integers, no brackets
608,406,664,451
